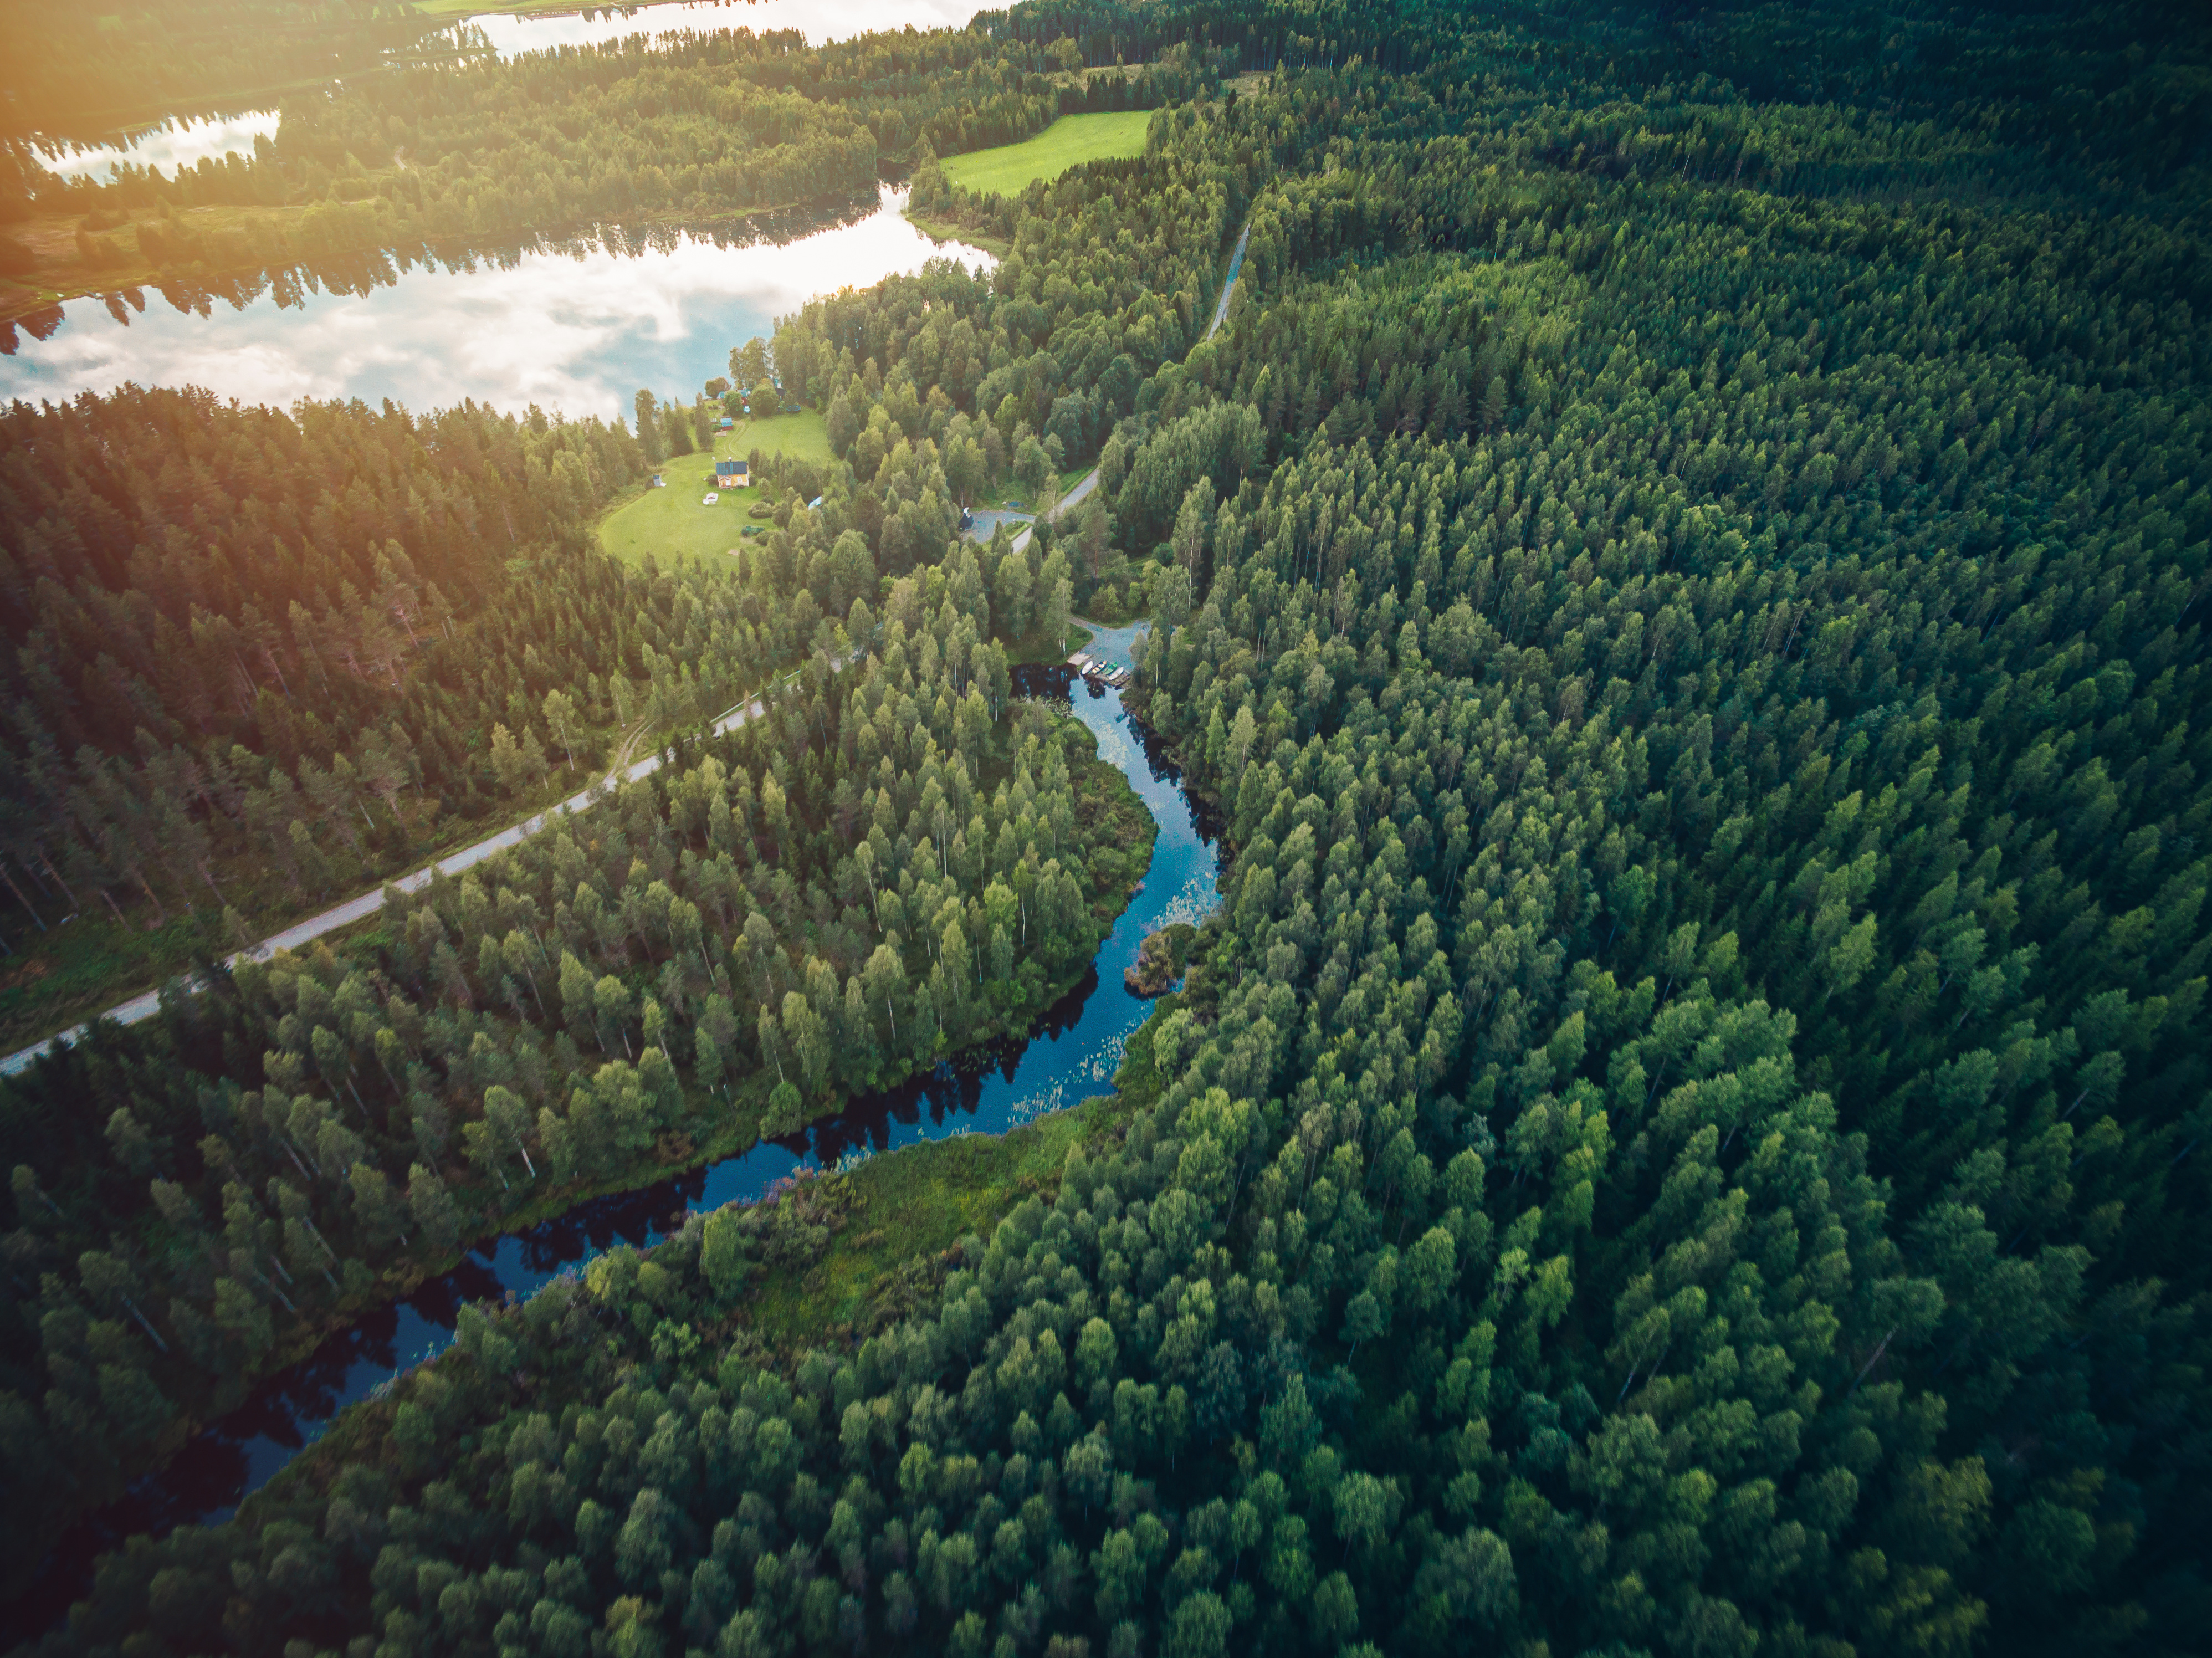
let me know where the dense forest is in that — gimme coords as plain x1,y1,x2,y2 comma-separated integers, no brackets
9,0,2212,1655
0,387,723,1040
0,514,1153,1603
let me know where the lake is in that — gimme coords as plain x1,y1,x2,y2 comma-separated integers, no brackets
27,109,284,182
26,650,1215,1634
450,0,985,56
0,185,992,417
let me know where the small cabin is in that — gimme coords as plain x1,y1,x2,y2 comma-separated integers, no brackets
715,457,750,488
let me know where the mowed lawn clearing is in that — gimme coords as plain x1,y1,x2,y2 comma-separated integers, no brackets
939,110,1153,196
597,409,831,568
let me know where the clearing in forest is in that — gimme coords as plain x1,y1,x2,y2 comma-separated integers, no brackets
598,408,831,567
938,110,1152,196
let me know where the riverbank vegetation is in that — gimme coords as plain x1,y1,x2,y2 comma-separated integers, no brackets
0,519,1155,1600
740,1088,1133,1349
12,0,2212,1654
908,208,1016,260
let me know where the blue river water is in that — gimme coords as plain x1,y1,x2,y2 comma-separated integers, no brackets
33,638,1211,1623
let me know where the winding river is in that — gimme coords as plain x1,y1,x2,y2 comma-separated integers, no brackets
28,637,1217,1629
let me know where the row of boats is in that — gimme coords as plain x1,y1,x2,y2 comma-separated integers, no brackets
1071,652,1131,688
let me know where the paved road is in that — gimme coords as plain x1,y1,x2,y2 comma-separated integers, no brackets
0,221,1261,1077
1011,219,1251,559
962,506,1035,544
1010,467,1103,555
0,665,831,1077
1208,219,1252,339
1069,615,1150,676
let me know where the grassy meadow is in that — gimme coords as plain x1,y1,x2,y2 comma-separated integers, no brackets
938,110,1152,197
597,408,831,569
741,990,1176,1347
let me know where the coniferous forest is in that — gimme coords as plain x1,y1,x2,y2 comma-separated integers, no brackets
6,2,2212,1656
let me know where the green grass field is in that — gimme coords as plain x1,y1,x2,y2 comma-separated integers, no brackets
597,409,831,569
743,1103,1104,1344
939,110,1153,197
742,987,1176,1345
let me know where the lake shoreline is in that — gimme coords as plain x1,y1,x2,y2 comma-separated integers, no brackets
2,183,996,418
2,191,888,327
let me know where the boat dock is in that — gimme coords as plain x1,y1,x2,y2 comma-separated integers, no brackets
1067,652,1131,688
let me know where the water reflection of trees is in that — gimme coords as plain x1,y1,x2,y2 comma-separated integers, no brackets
2,198,878,355
796,961,1100,1168
30,1166,715,1625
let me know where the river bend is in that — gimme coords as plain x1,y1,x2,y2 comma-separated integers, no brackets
29,638,1212,1629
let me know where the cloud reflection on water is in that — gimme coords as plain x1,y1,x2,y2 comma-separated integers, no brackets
29,109,285,181
0,187,992,421
457,0,984,55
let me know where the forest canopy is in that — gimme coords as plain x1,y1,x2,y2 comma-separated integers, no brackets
7,1,2212,1656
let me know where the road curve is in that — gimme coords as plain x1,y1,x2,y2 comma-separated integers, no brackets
1010,218,1251,558
0,666,828,1077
